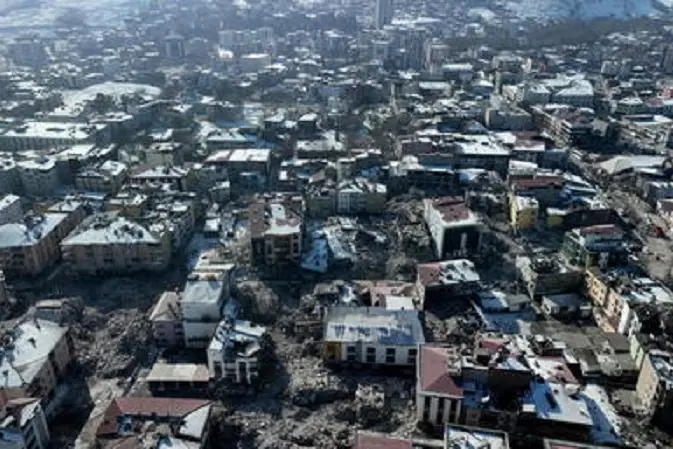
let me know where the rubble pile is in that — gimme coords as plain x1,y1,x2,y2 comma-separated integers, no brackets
76,309,153,378
235,281,281,324
352,383,388,426
286,355,351,407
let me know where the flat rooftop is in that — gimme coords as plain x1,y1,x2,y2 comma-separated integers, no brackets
0,213,67,248
62,213,161,246
324,306,425,346
0,319,68,388
146,362,210,383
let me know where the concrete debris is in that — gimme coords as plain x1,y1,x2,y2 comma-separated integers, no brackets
235,281,281,324
353,384,388,426
76,309,153,378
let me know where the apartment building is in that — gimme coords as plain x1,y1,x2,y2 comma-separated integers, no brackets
416,345,464,426
145,142,184,166
0,158,19,195
17,157,60,198
0,121,107,151
560,224,629,269
336,178,387,215
0,194,22,226
0,319,75,411
75,160,128,194
621,114,673,148
510,175,565,208
207,319,267,384
61,212,172,274
424,197,482,259
150,291,184,347
0,397,50,449
322,306,424,366
586,267,673,335
635,350,673,420
516,255,583,299
129,165,196,191
204,148,271,190
532,105,594,148
0,207,84,277
509,195,539,230
181,269,233,349
106,192,149,218
146,195,199,251
416,259,481,309
416,340,533,431
249,194,304,266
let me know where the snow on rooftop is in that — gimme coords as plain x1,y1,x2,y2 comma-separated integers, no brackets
581,384,624,446
62,214,160,246
60,82,161,114
324,307,424,346
525,380,593,427
0,213,67,248
0,319,68,389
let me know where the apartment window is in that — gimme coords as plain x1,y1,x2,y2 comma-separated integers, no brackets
346,345,356,361
407,348,418,364
366,347,376,363
212,361,222,378
385,347,396,364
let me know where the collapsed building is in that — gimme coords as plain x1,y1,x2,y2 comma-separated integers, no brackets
95,397,212,449
207,318,267,384
249,194,304,267
416,259,481,309
423,197,482,260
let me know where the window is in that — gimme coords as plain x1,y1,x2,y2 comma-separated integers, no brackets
385,347,396,363
346,345,356,361
437,398,445,423
407,348,418,364
366,347,376,363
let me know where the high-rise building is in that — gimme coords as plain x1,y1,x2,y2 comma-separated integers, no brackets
662,44,673,74
374,0,393,29
165,33,185,59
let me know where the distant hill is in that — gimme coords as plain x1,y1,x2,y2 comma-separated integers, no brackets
503,0,672,22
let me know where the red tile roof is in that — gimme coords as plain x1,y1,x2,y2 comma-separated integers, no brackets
355,433,413,449
427,197,471,223
418,346,464,397
417,263,441,287
97,397,211,436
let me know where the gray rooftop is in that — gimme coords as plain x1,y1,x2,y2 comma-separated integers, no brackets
0,213,68,248
0,319,68,389
62,213,161,246
324,306,425,346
